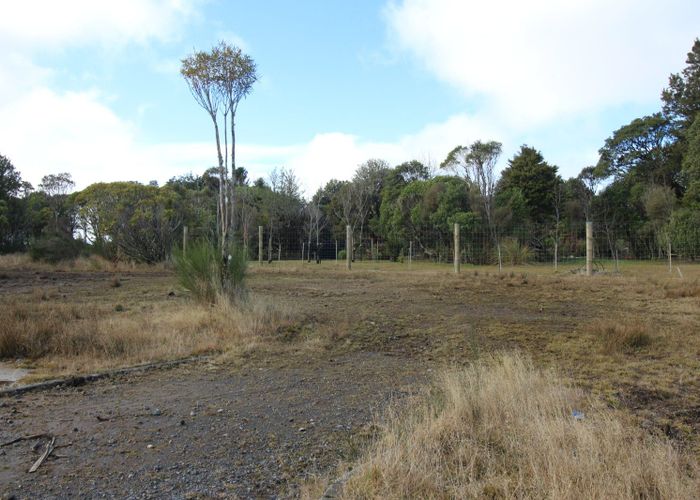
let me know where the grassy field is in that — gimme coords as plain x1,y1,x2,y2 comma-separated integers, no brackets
2,254,699,496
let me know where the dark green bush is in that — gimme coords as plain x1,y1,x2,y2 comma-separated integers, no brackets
173,240,247,303
29,233,84,263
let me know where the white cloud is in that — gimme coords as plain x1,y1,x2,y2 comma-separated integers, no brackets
0,88,191,188
0,54,52,104
385,0,700,124
278,113,504,195
0,0,199,49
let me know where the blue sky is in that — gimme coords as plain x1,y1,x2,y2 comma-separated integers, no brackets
1,0,699,196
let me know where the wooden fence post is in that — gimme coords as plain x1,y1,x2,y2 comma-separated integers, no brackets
346,225,352,271
258,225,263,266
454,223,460,274
182,225,188,256
586,221,593,276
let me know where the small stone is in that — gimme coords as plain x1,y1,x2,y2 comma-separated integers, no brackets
298,427,306,432
190,411,196,417
147,444,154,449
152,408,162,416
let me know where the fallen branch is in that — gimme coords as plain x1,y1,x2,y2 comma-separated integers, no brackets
29,436,55,473
0,355,211,398
0,433,52,448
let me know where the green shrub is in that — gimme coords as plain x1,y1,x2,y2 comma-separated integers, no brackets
501,237,533,266
29,233,83,263
173,240,247,303
670,208,700,260
338,249,347,260
222,243,247,299
173,240,220,303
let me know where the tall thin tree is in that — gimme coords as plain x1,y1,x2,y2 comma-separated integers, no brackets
181,42,257,255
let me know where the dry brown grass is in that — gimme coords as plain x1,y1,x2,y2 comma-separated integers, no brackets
340,353,699,499
665,280,700,299
0,253,167,273
589,319,655,354
0,293,294,377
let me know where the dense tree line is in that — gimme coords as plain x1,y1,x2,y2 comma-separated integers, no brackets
2,39,699,264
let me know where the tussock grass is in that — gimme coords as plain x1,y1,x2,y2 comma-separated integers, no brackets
0,294,293,374
590,319,654,353
665,280,700,299
341,354,698,499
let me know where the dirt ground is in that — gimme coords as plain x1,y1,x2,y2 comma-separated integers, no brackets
1,261,699,498
0,353,422,499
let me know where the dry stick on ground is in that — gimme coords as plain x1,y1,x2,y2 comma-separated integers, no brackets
0,433,53,448
29,436,56,473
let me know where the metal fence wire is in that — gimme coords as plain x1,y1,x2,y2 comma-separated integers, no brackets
234,221,700,267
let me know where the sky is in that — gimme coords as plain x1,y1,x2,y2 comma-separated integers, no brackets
1,0,698,197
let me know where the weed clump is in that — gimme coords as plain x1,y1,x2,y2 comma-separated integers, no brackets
591,320,654,353
665,281,700,299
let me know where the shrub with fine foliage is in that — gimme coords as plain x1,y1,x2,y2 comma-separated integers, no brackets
173,240,247,303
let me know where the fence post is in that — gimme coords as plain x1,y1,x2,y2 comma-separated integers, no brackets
335,239,338,265
346,225,352,270
182,225,188,257
301,242,305,264
409,240,413,267
667,237,672,274
454,223,460,274
586,221,593,276
258,225,263,266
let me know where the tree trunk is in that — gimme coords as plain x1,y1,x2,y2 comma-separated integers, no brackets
229,112,236,239
212,116,226,258
267,229,273,263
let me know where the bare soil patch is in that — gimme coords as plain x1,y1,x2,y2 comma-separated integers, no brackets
1,353,423,498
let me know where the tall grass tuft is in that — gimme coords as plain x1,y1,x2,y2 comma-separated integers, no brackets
173,240,247,303
665,280,700,298
590,319,654,353
340,353,698,499
501,237,533,266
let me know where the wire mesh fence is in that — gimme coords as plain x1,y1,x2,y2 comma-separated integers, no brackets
195,221,700,269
